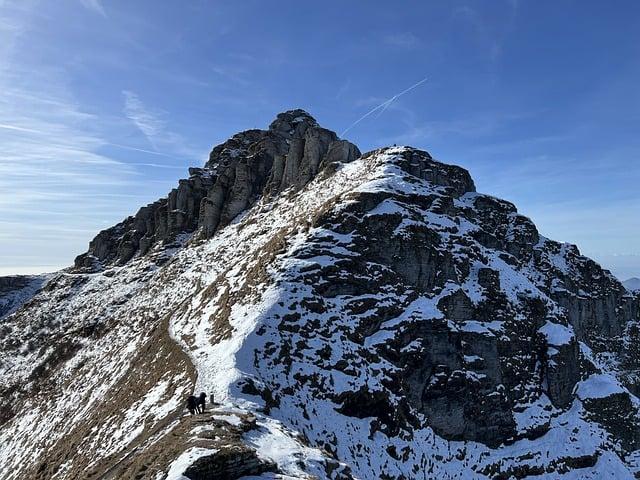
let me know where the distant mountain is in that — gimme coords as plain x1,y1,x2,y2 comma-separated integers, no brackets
624,277,640,292
1,110,639,479
0,275,49,318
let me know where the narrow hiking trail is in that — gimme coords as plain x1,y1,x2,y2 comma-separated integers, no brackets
95,404,271,480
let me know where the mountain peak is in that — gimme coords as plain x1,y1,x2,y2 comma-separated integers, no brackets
362,145,477,196
268,108,318,133
73,110,360,271
3,112,640,479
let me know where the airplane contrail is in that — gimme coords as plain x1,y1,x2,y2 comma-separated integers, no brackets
107,142,175,157
131,162,186,169
340,76,428,137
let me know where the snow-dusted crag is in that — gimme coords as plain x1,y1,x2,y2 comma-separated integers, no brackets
1,111,639,479
73,109,360,271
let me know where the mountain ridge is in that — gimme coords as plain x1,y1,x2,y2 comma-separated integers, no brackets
73,109,360,272
1,111,639,479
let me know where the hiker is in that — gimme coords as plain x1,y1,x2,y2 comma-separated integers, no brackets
186,395,198,415
210,392,215,407
197,392,207,414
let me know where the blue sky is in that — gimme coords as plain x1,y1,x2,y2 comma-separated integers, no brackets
0,0,638,279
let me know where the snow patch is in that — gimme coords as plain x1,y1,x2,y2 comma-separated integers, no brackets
576,374,626,400
165,447,217,480
539,321,575,346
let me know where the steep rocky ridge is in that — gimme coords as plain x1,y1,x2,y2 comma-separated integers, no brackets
73,110,359,271
1,112,639,479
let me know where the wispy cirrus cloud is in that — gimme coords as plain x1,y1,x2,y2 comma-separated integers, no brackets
0,74,138,204
123,90,165,140
79,0,106,17
452,1,520,62
335,78,351,100
0,1,210,273
122,90,200,159
383,32,421,49
0,3,159,273
0,76,145,272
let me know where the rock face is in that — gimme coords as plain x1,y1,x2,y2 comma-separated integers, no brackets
183,445,275,480
74,110,360,271
242,148,638,453
1,113,639,479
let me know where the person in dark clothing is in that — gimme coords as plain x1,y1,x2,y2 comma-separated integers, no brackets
197,392,207,414
186,395,197,415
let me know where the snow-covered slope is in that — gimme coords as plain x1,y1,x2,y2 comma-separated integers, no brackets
1,112,639,479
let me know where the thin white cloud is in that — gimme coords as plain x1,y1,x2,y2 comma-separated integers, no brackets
383,32,421,49
79,0,106,17
121,90,200,159
453,6,502,60
0,123,41,133
452,1,519,62
130,162,186,170
123,90,165,140
0,266,66,276
211,64,251,87
0,82,138,202
106,142,176,157
0,80,145,270
0,4,158,272
335,78,351,100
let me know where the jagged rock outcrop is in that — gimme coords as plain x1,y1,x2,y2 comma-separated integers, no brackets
74,110,360,271
1,113,639,479
244,148,592,446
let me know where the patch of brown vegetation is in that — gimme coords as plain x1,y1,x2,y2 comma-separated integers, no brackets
22,314,196,480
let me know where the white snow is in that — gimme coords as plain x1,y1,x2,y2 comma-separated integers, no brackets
575,373,627,400
513,394,557,434
211,414,243,426
165,447,217,480
539,321,575,346
243,417,326,477
0,274,50,319
459,320,504,336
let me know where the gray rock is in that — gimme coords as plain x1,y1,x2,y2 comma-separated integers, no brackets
74,110,360,271
183,445,276,480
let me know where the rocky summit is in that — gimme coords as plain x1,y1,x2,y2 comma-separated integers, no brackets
1,110,639,480
73,109,360,271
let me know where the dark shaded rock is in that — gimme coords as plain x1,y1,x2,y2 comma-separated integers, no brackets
582,392,640,453
183,445,276,480
545,340,580,408
392,320,515,447
534,240,637,341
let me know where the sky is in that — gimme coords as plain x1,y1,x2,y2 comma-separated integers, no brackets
0,0,638,280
